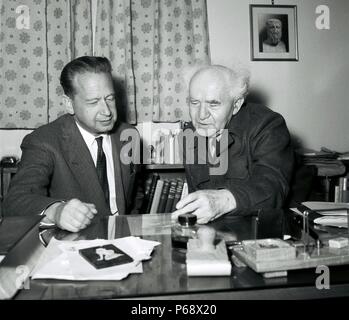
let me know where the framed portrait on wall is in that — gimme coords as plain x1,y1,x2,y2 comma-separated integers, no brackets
250,5,298,61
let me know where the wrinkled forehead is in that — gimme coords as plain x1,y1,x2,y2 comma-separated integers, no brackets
267,19,282,28
189,69,231,98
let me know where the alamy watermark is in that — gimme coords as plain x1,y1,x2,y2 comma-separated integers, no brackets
15,265,30,290
316,5,330,30
315,265,330,290
120,128,229,176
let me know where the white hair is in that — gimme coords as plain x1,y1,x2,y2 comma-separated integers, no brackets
181,63,250,100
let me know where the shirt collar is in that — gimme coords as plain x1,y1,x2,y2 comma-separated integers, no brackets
75,121,109,148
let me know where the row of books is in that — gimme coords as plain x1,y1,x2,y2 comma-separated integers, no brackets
150,129,183,165
141,174,188,214
334,176,349,203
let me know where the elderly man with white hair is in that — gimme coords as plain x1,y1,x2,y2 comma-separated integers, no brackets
172,65,294,224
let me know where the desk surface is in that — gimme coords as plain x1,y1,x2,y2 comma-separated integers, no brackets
2,210,349,300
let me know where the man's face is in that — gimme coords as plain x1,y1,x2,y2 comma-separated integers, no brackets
69,72,117,135
267,19,282,44
189,71,235,137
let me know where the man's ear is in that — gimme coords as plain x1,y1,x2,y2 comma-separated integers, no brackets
62,95,74,115
232,97,244,115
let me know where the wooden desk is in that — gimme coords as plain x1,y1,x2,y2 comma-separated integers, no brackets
2,210,349,300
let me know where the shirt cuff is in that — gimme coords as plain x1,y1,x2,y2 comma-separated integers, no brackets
39,200,66,228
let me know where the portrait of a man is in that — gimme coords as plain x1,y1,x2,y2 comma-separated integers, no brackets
262,18,288,53
259,15,289,53
250,5,298,61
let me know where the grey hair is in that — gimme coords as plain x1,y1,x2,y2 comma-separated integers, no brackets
182,63,250,100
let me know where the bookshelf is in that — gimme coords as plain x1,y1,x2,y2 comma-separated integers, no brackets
139,164,186,214
145,164,184,170
143,164,185,180
308,162,349,202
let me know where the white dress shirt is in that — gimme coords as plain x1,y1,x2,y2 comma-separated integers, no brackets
208,129,224,159
76,122,118,215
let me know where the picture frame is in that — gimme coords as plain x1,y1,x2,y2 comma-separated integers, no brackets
250,5,298,61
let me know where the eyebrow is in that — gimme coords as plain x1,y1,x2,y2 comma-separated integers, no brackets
85,93,115,102
206,99,221,104
85,97,99,102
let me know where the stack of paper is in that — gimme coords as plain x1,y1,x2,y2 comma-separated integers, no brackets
303,201,349,229
31,237,160,281
186,239,232,276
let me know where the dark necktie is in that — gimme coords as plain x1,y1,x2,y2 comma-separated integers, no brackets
95,137,110,208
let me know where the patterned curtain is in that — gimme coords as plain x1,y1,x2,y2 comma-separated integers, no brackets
0,0,92,129
95,0,210,124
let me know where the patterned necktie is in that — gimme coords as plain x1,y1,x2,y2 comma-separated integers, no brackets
95,137,110,208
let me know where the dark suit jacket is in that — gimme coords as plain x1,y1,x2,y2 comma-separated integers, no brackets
182,103,294,210
3,114,140,217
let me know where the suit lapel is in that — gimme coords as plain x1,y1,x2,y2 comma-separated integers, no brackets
61,116,110,215
111,128,126,215
182,127,210,187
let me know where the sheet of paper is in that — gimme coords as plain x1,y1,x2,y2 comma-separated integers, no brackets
302,201,349,215
313,216,348,228
290,203,348,229
31,236,160,281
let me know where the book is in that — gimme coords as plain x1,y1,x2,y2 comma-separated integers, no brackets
157,180,170,213
149,179,164,214
302,201,349,215
180,182,188,201
140,176,152,213
145,174,160,213
164,180,177,213
299,201,349,229
171,179,184,212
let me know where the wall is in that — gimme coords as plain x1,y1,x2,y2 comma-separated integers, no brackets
0,130,29,159
207,0,349,152
1,0,348,159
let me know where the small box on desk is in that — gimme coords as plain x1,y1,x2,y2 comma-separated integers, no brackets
242,239,296,262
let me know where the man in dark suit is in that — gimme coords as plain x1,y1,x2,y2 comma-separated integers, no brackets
3,56,139,232
172,65,294,224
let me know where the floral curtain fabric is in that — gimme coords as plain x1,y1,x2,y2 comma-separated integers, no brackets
95,0,210,124
0,0,92,129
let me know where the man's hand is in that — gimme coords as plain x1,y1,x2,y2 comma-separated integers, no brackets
171,189,236,224
45,199,98,232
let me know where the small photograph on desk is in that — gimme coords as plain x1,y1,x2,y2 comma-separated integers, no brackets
79,244,133,270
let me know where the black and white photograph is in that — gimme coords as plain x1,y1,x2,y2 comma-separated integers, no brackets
0,0,349,308
250,4,298,60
